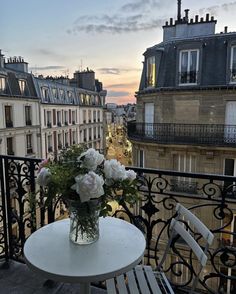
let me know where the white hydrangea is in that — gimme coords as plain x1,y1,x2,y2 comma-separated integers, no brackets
78,148,104,171
37,168,51,186
71,171,104,203
104,159,127,181
126,169,137,181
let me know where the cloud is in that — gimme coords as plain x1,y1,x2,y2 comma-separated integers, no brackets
197,1,236,18
98,67,141,75
68,13,164,34
29,65,65,71
108,90,130,97
106,82,138,88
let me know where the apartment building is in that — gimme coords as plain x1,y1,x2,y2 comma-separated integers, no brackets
0,52,41,157
129,6,236,179
34,70,106,159
0,51,106,159
128,2,236,291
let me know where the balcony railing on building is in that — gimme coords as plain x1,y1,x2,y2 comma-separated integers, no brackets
128,121,236,146
0,155,236,293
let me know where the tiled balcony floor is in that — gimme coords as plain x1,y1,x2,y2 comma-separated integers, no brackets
0,260,107,294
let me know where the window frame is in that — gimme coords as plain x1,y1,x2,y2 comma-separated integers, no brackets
230,45,236,84
179,49,199,86
146,56,156,88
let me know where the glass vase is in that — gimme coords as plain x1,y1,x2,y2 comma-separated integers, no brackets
68,199,100,245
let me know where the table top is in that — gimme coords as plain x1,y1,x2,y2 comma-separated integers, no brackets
24,217,146,283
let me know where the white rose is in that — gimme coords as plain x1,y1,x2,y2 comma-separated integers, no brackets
104,159,127,181
78,148,104,171
37,168,51,186
126,169,136,181
71,171,104,203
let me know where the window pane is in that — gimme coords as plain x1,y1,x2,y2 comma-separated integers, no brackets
146,56,156,87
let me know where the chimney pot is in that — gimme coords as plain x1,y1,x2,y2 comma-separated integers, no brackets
224,26,228,33
165,21,168,26
200,17,204,22
206,13,209,21
170,18,173,25
195,15,199,22
190,18,193,23
211,16,214,21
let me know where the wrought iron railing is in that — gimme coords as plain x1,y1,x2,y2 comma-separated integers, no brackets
128,121,236,147
0,155,236,293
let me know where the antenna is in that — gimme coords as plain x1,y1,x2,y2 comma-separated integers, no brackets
177,0,182,21
80,59,83,71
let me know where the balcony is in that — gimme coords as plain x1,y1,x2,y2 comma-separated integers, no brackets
128,121,236,147
0,155,236,293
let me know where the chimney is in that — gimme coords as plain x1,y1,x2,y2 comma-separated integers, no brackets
5,56,28,72
184,9,189,22
0,50,5,68
177,0,182,21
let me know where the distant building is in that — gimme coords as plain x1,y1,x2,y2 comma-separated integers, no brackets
0,52,41,157
0,50,107,158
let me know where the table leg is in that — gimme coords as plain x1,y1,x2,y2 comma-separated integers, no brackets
80,282,91,294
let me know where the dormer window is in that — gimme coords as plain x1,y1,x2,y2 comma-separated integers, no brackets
19,79,27,94
179,50,199,85
146,56,156,87
230,46,236,83
42,87,49,101
0,76,6,93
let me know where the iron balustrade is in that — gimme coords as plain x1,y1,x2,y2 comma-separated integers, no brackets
0,155,236,293
128,121,236,147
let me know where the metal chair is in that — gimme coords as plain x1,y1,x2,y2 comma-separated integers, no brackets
106,203,214,294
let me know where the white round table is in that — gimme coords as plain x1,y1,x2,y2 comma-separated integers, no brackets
24,217,146,294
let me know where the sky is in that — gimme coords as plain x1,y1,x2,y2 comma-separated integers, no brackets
1,0,236,104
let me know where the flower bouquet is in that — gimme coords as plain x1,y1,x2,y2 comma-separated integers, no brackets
37,145,138,244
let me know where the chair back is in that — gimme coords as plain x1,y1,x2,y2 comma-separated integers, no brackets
157,203,214,293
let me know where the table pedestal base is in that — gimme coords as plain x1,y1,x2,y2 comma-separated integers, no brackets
80,282,91,294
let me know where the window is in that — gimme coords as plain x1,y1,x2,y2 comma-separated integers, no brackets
26,134,33,154
0,76,6,93
65,133,68,146
83,129,87,142
230,46,236,83
139,150,144,168
172,154,197,193
52,88,58,99
60,89,65,99
25,106,32,125
97,110,100,122
89,128,92,140
94,127,97,139
58,134,62,149
93,110,96,122
46,111,51,127
5,105,13,128
83,110,87,123
42,87,49,101
7,137,14,155
146,56,156,87
88,110,91,123
57,111,61,126
48,135,52,151
72,131,76,144
19,79,27,94
179,50,199,84
64,111,68,125
72,111,76,124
